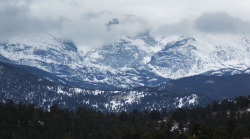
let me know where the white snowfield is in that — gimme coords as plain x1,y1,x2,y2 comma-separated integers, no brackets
0,34,249,88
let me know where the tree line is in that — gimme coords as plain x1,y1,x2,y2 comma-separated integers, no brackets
0,96,249,139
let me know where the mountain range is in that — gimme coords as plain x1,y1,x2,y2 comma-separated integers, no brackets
0,33,250,112
1,33,249,89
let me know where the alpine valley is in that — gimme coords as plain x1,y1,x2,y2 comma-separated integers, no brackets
0,33,250,112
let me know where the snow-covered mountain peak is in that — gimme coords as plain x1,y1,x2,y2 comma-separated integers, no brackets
0,35,82,72
9,35,78,52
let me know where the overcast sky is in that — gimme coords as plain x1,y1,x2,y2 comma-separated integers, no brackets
1,0,250,50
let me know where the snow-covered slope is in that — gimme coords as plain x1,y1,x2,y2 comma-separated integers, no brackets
0,34,250,89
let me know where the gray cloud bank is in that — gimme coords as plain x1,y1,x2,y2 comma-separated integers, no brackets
156,11,250,36
194,12,250,34
0,1,63,41
1,0,250,50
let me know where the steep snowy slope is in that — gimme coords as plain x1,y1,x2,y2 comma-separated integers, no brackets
0,34,249,89
149,35,250,79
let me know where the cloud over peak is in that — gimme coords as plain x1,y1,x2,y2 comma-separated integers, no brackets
1,0,250,50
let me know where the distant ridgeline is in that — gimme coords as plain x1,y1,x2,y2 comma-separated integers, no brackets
0,96,249,138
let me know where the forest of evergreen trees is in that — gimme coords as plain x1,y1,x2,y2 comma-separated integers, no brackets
0,96,249,139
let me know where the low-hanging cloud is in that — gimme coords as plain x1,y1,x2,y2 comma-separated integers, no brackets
153,18,195,36
153,11,250,37
0,0,150,50
1,0,250,50
0,1,64,41
194,12,250,34
59,12,150,51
